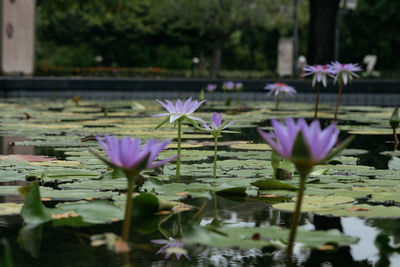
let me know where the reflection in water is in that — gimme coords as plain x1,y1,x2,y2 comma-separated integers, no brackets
0,135,66,159
1,131,400,266
0,136,35,155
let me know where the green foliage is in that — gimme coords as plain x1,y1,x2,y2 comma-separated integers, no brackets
340,0,400,71
0,239,13,267
251,179,297,190
183,224,357,250
35,0,309,74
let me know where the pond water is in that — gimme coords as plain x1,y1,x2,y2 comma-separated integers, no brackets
1,99,400,266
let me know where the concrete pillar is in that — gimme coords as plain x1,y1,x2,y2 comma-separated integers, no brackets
1,0,35,75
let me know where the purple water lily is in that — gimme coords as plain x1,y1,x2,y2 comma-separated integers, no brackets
202,112,235,131
151,238,190,260
92,136,177,243
302,65,334,119
257,118,339,166
264,83,296,110
154,97,206,123
222,81,235,91
235,82,243,91
328,62,362,121
202,112,235,178
257,118,352,256
206,84,217,92
264,83,297,96
303,65,333,87
96,136,178,171
328,61,362,85
154,97,206,180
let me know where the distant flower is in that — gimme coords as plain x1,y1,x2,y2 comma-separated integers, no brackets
202,112,235,132
154,98,205,180
201,112,236,178
264,82,297,96
222,81,235,91
257,118,339,169
235,82,243,91
206,84,217,92
95,136,177,172
302,65,334,87
151,238,190,260
328,61,362,85
153,97,206,123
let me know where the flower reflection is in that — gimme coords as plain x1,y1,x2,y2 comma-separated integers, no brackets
151,237,190,260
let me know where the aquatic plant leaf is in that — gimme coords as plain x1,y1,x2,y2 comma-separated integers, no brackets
53,200,123,225
29,160,82,167
20,223,43,258
388,157,400,170
251,179,297,191
131,193,160,234
19,182,51,225
216,187,247,196
0,186,20,196
131,193,159,217
0,171,27,182
183,224,357,250
0,239,13,267
39,187,118,200
0,203,22,215
229,143,272,150
0,154,55,162
274,195,400,218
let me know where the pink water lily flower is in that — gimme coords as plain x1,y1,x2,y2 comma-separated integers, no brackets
257,118,339,167
302,65,334,87
206,84,217,92
328,61,362,85
264,82,297,96
96,136,177,171
202,112,235,131
154,97,206,123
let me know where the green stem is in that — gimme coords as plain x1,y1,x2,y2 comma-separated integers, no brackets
286,173,307,256
214,193,218,218
213,136,218,178
275,94,280,110
272,167,277,179
121,177,135,242
314,83,321,120
176,119,182,181
333,82,343,122
394,127,398,151
177,213,183,237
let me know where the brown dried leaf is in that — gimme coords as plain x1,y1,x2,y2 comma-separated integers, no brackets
155,210,171,215
115,240,131,254
318,244,336,251
0,154,55,162
347,206,370,212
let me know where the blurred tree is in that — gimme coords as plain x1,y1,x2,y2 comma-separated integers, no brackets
36,0,310,76
151,0,288,77
307,0,340,64
37,0,152,66
340,0,400,77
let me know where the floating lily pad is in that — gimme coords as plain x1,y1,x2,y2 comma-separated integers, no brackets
184,224,357,250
